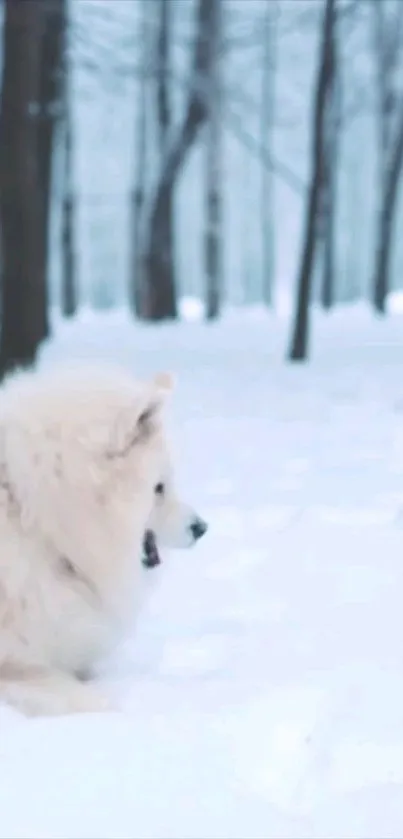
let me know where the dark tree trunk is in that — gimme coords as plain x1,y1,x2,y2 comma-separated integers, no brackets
205,190,221,320
138,0,176,322
373,204,394,315
150,0,175,321
288,0,335,362
61,109,76,317
157,0,170,153
37,0,65,326
130,186,145,317
205,0,223,321
61,195,76,317
60,0,76,318
373,108,403,314
0,0,48,377
371,3,403,314
142,0,214,321
144,185,177,321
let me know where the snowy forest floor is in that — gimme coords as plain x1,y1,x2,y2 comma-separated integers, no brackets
1,304,403,838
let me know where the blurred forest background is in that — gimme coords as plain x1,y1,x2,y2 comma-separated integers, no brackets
0,0,402,372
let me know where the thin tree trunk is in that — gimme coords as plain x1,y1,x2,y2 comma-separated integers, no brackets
61,67,76,318
260,0,276,308
205,0,222,320
144,185,177,321
141,0,176,323
288,0,335,362
129,0,149,317
373,106,403,314
157,0,171,155
372,3,389,314
371,2,403,313
0,0,47,377
37,0,65,330
143,0,213,321
153,0,175,320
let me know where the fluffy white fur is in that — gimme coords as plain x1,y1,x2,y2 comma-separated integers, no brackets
0,363,203,717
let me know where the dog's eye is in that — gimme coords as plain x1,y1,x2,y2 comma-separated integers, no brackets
154,482,164,495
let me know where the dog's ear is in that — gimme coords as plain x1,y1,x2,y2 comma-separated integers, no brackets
109,383,170,458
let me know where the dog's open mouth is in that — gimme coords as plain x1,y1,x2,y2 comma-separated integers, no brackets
142,529,161,568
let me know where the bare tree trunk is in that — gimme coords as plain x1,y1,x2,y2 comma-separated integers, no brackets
0,0,48,377
61,60,77,318
372,3,390,314
153,0,175,319
142,0,213,321
37,0,65,328
156,0,171,156
260,0,277,308
372,2,403,314
374,106,403,313
321,13,340,310
142,0,175,322
288,0,335,362
129,0,149,316
205,0,223,320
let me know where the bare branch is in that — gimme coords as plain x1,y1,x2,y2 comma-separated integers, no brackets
225,107,305,196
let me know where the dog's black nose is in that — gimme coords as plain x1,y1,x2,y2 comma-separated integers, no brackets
190,516,208,541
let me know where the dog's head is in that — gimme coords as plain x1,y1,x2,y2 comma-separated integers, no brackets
114,371,208,568
1,365,208,577
79,367,208,569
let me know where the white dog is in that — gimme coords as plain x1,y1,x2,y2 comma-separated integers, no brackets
0,363,207,716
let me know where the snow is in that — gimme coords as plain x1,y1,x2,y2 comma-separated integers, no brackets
2,307,403,837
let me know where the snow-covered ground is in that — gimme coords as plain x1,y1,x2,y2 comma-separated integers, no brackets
2,305,403,838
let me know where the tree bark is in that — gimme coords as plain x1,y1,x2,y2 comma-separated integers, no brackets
371,3,403,314
142,0,214,321
150,0,175,320
373,106,403,314
39,1,63,266
0,0,48,377
61,90,76,318
59,0,76,318
157,0,171,155
205,0,223,320
288,0,335,362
